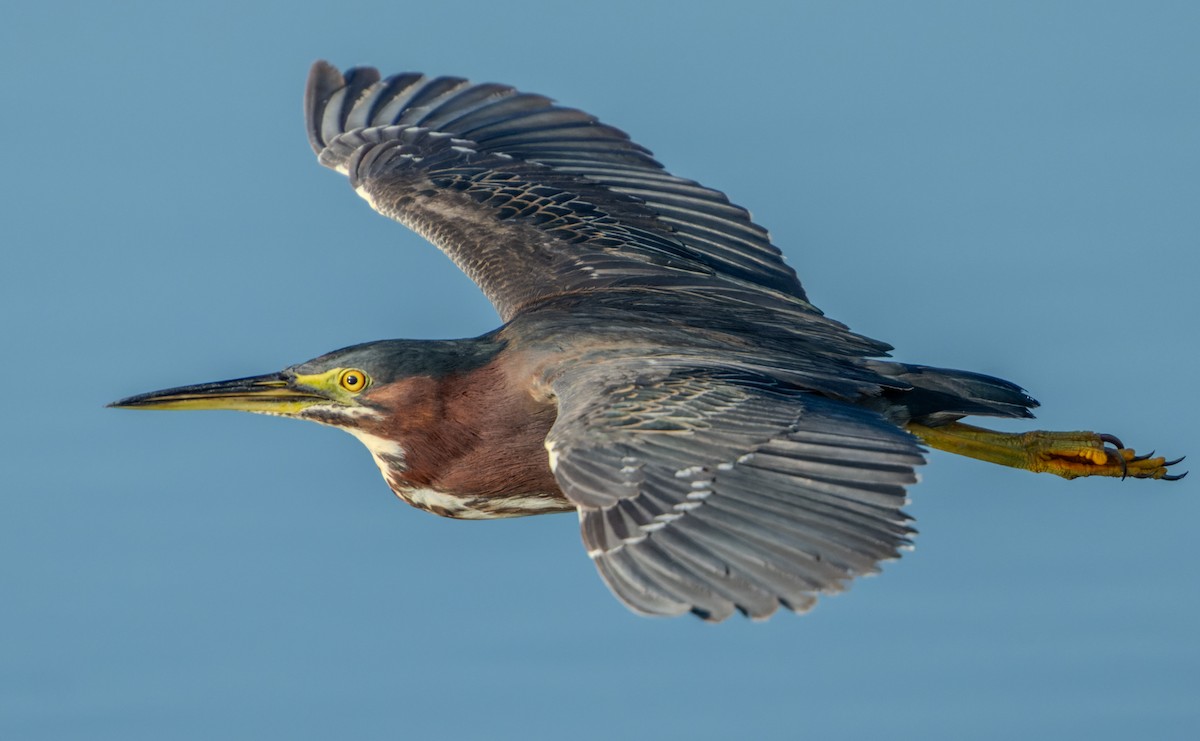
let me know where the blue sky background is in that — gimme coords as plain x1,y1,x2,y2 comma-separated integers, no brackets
2,2,1197,739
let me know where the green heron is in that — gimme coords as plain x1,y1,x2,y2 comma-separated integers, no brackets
111,61,1184,622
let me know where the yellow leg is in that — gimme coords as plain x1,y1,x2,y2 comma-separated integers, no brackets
906,421,1186,480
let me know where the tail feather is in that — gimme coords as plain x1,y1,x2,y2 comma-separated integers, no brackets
867,360,1039,424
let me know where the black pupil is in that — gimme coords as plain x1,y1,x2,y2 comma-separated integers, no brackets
346,374,359,386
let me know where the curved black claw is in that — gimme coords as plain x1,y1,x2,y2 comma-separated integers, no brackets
1162,455,1187,481
1100,433,1128,478
1130,450,1156,462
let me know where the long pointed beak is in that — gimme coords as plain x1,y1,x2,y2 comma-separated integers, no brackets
108,372,328,414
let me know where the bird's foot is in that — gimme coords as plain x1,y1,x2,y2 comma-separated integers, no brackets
1022,432,1185,480
906,422,1186,480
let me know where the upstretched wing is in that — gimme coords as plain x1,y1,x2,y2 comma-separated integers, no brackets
305,61,811,322
546,363,924,621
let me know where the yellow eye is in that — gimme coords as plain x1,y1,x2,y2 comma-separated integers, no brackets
338,368,369,393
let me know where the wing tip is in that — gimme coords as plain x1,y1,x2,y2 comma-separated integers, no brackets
304,60,386,159
305,60,344,156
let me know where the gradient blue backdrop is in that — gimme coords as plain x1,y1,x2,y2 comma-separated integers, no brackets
3,2,1197,739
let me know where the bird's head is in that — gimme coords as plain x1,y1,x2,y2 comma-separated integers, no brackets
109,337,504,433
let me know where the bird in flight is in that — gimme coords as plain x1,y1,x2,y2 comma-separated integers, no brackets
112,61,1184,621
